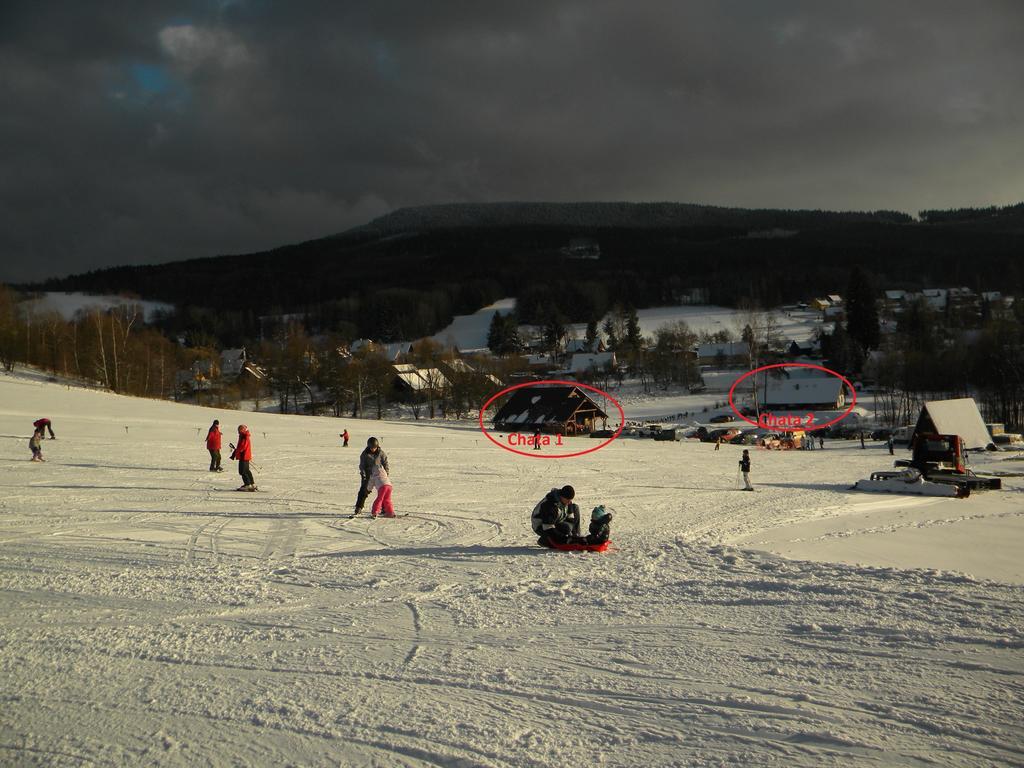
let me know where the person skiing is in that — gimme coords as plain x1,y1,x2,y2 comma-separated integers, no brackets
341,429,350,447
739,449,753,491
33,418,55,439
531,485,581,547
29,428,45,462
229,424,256,491
354,437,388,514
206,419,223,472
368,462,396,518
533,427,542,451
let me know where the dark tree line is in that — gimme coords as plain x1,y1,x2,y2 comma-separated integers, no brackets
27,203,1021,351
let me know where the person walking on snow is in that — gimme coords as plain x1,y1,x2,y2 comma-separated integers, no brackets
531,485,581,547
341,429,350,447
206,419,223,471
33,418,55,439
29,428,45,462
354,437,388,513
229,424,256,491
739,449,753,491
368,462,396,517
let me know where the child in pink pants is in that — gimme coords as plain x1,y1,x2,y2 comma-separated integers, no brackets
370,465,395,517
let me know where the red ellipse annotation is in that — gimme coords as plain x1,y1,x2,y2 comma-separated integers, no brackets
727,362,857,432
478,379,625,459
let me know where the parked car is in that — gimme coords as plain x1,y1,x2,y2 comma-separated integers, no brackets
709,414,734,423
871,428,894,440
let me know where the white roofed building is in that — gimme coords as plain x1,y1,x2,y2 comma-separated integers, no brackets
762,369,848,409
910,398,993,450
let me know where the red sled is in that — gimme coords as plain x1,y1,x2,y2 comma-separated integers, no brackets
546,540,612,553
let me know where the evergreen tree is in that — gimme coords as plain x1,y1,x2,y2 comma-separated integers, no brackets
584,319,598,352
486,311,521,356
845,266,881,353
624,307,644,350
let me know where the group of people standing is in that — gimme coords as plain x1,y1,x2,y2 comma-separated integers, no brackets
202,421,393,512
204,420,256,491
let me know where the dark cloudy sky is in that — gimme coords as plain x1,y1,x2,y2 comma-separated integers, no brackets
2,1,1022,282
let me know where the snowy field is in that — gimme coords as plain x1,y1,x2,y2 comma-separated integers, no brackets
23,292,176,323
2,371,1023,766
431,299,822,351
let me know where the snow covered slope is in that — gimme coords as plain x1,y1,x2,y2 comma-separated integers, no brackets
1,372,1022,766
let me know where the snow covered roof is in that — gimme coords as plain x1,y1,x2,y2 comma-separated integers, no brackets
493,385,607,426
395,367,451,391
569,352,615,372
763,373,846,407
696,341,749,359
913,398,992,450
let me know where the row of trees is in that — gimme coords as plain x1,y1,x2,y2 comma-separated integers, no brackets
0,285,184,398
866,301,1024,429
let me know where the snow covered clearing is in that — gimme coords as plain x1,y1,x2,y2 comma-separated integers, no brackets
23,292,175,323
1,371,1022,766
431,299,822,351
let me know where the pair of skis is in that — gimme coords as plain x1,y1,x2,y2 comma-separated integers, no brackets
343,510,409,520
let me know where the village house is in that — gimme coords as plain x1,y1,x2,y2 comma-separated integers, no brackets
220,348,247,378
696,341,750,367
492,385,608,435
567,352,616,376
392,363,451,396
761,369,849,410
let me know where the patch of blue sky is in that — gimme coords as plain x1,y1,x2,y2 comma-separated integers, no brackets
109,62,190,109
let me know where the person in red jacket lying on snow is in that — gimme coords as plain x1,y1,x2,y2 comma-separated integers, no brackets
229,424,256,491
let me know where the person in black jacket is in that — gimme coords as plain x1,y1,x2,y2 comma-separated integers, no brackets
531,485,580,547
354,437,389,514
739,449,753,491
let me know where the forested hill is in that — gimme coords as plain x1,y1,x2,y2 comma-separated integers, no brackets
31,202,1023,346
346,201,912,236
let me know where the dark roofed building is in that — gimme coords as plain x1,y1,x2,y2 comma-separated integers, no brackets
493,385,608,435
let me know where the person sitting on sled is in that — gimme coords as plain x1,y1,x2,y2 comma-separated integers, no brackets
582,505,612,546
531,485,581,547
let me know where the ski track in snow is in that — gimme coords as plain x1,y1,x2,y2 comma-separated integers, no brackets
1,372,1023,767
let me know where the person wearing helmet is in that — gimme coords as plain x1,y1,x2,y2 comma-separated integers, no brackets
531,485,581,547
354,436,388,514
229,424,256,491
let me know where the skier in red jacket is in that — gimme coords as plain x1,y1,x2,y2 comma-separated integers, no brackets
205,420,223,472
229,424,256,491
33,418,55,439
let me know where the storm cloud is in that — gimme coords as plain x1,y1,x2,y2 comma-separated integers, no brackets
1,1,1022,281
